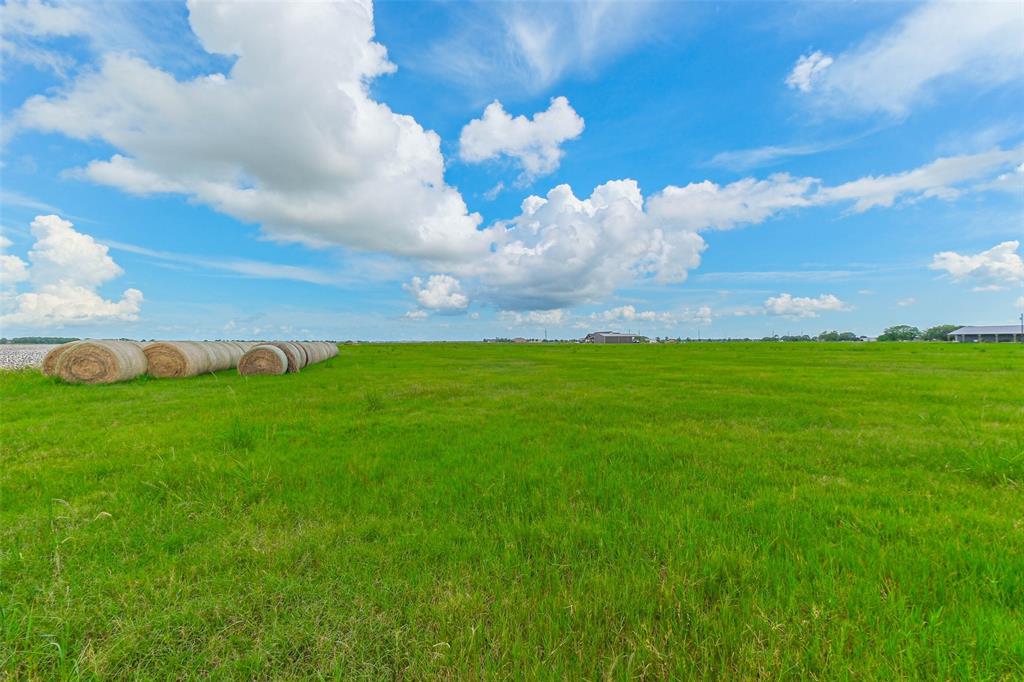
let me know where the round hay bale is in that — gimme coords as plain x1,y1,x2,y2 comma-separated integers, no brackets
201,342,234,372
144,341,212,378
293,342,309,368
221,342,245,366
297,342,321,365
58,340,147,384
266,341,304,372
238,344,289,376
42,341,80,376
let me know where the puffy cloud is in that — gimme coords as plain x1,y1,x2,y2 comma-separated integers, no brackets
8,1,1023,319
785,51,833,93
0,252,30,290
788,2,1024,115
500,309,568,327
450,147,1019,311
467,180,706,310
403,309,428,320
648,174,817,231
0,234,28,290
12,0,486,262
459,96,584,181
404,274,469,311
763,293,849,319
929,241,1024,291
591,304,713,327
1,215,143,327
817,147,1023,212
593,305,667,324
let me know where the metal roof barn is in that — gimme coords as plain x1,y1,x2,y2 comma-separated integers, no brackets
949,326,1024,343
584,331,640,344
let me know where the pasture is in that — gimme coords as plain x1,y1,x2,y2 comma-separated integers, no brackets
1,342,1022,678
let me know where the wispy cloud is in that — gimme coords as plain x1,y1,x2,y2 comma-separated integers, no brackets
695,264,908,284
0,189,62,214
786,2,1023,117
705,127,886,171
705,143,837,172
419,1,670,98
105,240,343,286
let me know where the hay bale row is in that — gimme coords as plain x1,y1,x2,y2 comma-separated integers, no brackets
301,341,338,365
43,339,333,383
238,341,338,376
52,340,148,384
143,341,260,378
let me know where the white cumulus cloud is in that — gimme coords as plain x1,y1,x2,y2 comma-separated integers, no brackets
11,0,486,262
929,241,1024,291
469,180,706,310
459,96,584,181
785,51,833,93
7,1,1023,318
591,304,713,327
648,174,817,231
764,293,849,319
404,274,469,312
0,215,143,327
788,2,1024,115
500,309,568,327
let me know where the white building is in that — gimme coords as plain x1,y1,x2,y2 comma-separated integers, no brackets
948,325,1024,343
583,331,641,344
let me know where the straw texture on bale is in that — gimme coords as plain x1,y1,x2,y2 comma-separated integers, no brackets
42,341,79,376
266,341,305,373
143,341,212,378
238,344,289,376
202,342,235,372
298,341,337,366
57,340,148,384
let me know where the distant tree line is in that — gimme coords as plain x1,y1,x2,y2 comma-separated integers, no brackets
0,336,80,344
754,324,961,342
877,324,959,341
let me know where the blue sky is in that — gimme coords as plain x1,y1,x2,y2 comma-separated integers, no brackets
1,0,1022,341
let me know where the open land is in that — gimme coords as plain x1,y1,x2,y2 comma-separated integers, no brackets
1,342,1022,678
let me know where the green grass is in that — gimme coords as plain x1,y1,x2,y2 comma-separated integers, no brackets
1,342,1022,679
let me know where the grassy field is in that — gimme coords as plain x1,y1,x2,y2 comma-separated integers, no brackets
1,342,1022,679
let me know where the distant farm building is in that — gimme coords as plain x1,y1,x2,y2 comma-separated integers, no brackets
583,331,640,344
948,325,1024,343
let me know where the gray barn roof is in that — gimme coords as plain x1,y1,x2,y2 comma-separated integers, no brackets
949,325,1022,335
